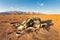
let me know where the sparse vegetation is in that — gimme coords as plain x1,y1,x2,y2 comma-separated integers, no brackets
0,14,60,40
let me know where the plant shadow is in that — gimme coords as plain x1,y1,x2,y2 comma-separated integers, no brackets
41,20,54,31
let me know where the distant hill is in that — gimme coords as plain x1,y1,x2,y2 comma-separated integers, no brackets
0,11,26,14
0,11,44,15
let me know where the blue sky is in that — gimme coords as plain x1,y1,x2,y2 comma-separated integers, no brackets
0,0,60,14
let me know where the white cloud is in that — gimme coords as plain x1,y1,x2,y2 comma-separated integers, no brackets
40,3,44,6
37,2,45,7
9,6,19,11
0,6,20,12
40,10,60,14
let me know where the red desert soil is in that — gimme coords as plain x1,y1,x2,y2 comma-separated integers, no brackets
0,14,60,40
